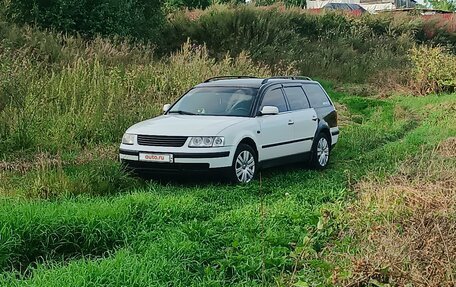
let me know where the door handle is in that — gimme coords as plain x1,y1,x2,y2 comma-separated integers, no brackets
312,115,318,121
288,120,294,125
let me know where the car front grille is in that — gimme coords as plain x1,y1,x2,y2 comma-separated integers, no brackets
137,135,188,147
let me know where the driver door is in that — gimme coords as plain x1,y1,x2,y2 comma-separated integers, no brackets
256,86,295,161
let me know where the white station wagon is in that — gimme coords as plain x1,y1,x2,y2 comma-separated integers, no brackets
119,76,339,183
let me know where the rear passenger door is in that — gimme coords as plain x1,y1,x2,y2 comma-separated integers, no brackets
283,86,318,154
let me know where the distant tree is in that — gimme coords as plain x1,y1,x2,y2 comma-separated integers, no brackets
4,0,165,40
426,0,456,11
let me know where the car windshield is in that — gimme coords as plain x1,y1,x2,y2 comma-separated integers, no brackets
168,87,258,117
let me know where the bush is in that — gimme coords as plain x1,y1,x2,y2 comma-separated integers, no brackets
409,45,456,94
160,6,456,88
3,0,164,41
162,7,415,83
161,7,301,63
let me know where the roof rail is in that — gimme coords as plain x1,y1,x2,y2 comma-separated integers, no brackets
204,76,258,83
261,76,312,84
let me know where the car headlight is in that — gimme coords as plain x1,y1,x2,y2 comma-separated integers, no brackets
189,136,224,148
122,133,135,145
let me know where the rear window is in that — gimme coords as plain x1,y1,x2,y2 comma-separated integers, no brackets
283,87,310,110
302,84,331,108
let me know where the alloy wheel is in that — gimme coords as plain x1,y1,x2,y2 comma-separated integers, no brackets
317,137,329,167
235,150,255,183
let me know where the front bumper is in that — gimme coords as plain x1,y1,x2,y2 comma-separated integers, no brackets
119,146,233,173
121,160,214,173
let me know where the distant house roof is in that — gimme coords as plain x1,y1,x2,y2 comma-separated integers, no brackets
323,3,368,12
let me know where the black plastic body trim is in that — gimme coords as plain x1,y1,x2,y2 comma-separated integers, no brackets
259,152,311,169
314,122,330,136
119,149,139,155
204,76,258,82
262,137,313,149
331,130,340,136
174,152,230,158
261,76,312,84
121,160,211,173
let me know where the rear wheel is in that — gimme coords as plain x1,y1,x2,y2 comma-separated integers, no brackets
229,144,257,183
311,133,331,169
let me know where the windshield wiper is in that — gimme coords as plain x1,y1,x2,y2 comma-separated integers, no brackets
168,110,196,115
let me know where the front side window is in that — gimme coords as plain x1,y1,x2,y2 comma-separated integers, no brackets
168,87,258,117
302,84,331,108
260,88,288,112
284,86,310,110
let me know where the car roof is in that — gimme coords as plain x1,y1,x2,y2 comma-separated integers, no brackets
194,78,318,89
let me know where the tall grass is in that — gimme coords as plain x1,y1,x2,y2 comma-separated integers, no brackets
316,96,456,286
2,4,455,91
0,189,227,274
0,23,273,154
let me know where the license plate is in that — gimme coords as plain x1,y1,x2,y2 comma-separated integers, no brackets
139,153,173,163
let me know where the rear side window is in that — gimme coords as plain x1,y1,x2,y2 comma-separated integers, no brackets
261,88,288,112
283,87,310,110
302,84,331,108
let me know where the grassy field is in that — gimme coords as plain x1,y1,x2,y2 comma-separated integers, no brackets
1,80,454,285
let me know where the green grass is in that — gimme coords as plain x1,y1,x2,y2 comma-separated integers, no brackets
1,88,454,286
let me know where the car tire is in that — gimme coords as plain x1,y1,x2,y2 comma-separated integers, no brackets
310,133,331,170
229,144,257,184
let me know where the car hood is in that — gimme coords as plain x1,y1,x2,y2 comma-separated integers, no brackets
126,115,249,136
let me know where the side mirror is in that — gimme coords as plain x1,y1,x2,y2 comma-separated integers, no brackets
260,106,279,115
163,104,171,112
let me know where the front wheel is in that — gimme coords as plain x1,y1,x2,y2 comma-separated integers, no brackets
310,133,331,169
229,144,257,183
